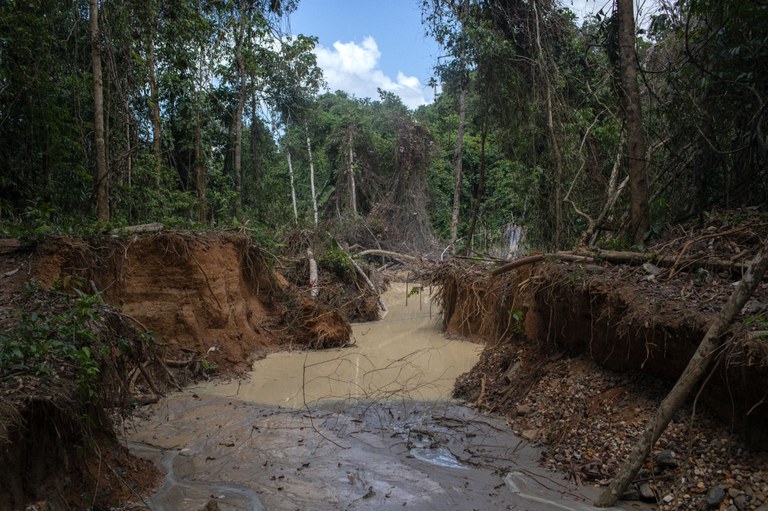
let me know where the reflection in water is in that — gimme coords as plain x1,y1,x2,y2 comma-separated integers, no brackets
191,283,481,406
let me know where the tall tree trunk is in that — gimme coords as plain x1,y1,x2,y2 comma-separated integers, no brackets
596,245,768,507
450,80,467,255
449,0,470,256
286,148,298,223
466,97,488,253
305,123,318,226
348,128,357,215
90,0,109,222
617,0,650,245
232,6,246,222
533,0,564,250
194,49,206,223
148,36,162,168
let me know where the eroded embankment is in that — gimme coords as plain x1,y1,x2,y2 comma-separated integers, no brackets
428,260,768,509
0,232,354,509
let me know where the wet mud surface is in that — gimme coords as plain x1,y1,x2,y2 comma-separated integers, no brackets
124,283,650,510
127,396,643,511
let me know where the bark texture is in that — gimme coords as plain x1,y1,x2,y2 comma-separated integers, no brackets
617,0,650,245
90,0,109,222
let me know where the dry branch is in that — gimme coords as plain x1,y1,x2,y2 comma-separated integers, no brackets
595,244,768,507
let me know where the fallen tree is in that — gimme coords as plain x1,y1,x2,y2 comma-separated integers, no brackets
595,244,768,507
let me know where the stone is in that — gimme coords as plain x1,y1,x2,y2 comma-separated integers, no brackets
620,487,641,501
521,429,539,441
639,482,656,502
705,485,728,509
516,404,533,416
734,494,749,510
656,449,679,468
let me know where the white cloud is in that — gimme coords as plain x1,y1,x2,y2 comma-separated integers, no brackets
314,36,431,109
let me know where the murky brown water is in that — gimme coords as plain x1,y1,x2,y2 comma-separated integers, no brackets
191,283,481,406
125,283,651,510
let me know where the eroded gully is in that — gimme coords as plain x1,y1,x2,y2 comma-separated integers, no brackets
125,283,648,511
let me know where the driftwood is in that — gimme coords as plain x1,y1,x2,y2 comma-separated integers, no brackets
110,222,164,235
491,253,594,276
595,244,768,507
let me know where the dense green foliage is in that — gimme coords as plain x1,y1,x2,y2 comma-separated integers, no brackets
0,0,764,252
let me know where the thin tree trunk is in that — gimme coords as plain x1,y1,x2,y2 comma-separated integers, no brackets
596,244,768,507
287,149,298,223
617,0,650,245
450,81,467,255
194,49,206,223
533,0,564,250
348,128,357,215
305,123,318,226
90,0,109,222
307,248,319,299
148,36,162,168
232,6,246,222
466,97,488,253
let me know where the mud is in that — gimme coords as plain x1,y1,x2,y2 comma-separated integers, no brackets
126,394,652,511
192,283,480,405
125,283,650,511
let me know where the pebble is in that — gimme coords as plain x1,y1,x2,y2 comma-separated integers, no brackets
656,449,679,468
705,485,728,509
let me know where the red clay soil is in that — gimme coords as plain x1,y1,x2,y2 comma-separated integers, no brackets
30,232,351,370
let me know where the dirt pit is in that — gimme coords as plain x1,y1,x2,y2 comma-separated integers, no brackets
124,283,650,511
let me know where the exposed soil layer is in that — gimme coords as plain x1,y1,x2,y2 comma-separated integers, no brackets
0,232,356,509
428,210,768,510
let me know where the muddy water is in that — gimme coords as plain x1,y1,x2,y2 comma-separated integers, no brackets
192,283,479,406
126,284,648,511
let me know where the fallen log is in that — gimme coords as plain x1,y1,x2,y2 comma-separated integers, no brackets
110,222,164,235
346,251,388,313
491,253,594,276
595,244,768,507
575,248,750,276
354,249,420,264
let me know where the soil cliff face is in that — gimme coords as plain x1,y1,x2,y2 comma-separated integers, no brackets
433,261,768,446
32,234,275,369
31,233,351,370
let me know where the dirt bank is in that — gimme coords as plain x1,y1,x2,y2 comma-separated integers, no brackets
0,232,356,509
428,236,768,510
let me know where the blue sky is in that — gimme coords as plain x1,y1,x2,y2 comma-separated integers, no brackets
289,0,658,109
289,0,440,108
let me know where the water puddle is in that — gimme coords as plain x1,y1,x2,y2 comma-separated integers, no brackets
125,283,651,510
192,283,480,406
